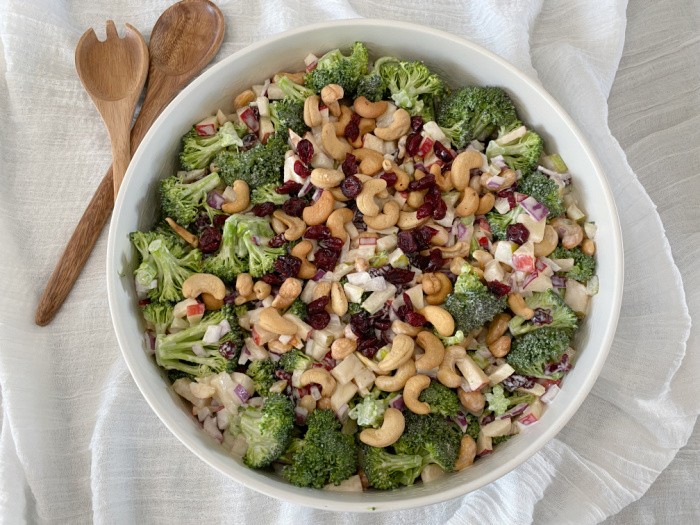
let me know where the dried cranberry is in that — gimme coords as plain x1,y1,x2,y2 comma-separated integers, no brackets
373,317,392,331
274,255,302,278
308,296,329,314
282,197,306,218
405,132,422,156
296,139,314,164
261,273,284,285
242,133,258,150
433,141,454,163
268,233,287,248
307,311,330,330
486,280,511,298
314,248,339,271
223,291,236,306
408,253,429,270
213,214,230,229
340,174,362,199
380,171,397,187
426,249,445,272
358,338,381,358
506,223,530,245
405,311,426,327
350,312,374,338
276,181,302,195
275,369,292,382
341,153,359,177
424,185,441,207
320,236,344,251
532,308,553,325
218,340,237,360
397,230,418,253
432,198,447,220
251,202,275,217
384,268,415,285
416,203,432,219
192,214,211,232
408,174,436,191
410,116,424,132
403,292,414,311
498,186,517,210
344,121,359,141
293,160,311,179
199,226,222,253
304,225,331,240
395,304,411,321
414,226,438,249
138,298,151,307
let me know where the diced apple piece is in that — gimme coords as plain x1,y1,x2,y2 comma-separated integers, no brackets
523,272,553,293
420,464,446,484
331,381,358,412
353,367,376,395
173,298,199,318
331,353,364,385
168,316,190,333
488,363,515,386
362,284,397,315
517,213,546,243
564,279,590,315
186,302,206,325
251,324,277,345
518,400,544,426
244,338,268,361
172,378,206,408
363,133,384,153
476,431,493,456
283,313,313,341
493,241,516,265
516,383,546,397
481,417,512,437
511,242,535,273
343,283,364,303
403,284,424,310
311,328,335,348
456,355,490,391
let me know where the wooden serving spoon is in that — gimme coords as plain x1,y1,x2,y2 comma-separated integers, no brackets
35,0,225,326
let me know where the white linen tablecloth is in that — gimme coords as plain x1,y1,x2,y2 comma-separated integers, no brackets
0,0,698,523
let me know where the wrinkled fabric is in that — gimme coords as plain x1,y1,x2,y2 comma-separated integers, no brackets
0,0,696,523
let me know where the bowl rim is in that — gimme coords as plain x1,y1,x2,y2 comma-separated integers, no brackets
107,18,623,512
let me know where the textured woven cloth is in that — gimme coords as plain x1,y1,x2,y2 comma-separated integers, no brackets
0,0,697,523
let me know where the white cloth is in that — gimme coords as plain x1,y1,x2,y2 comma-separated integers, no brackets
0,0,697,523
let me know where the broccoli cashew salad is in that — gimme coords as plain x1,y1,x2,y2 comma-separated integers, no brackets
130,42,599,491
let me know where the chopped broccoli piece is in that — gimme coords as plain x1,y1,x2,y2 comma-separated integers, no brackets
251,183,290,205
361,446,424,490
142,302,173,335
202,214,249,282
236,393,294,468
437,86,519,148
506,328,572,379
348,392,396,428
304,42,369,96
279,349,312,374
269,98,308,137
283,409,358,488
246,359,277,396
160,171,222,227
276,75,315,102
215,133,288,189
219,213,284,278
379,59,446,118
551,246,596,284
492,435,512,446
147,238,202,303
354,56,397,102
393,412,461,472
445,264,506,334
179,121,244,171
435,329,466,347
465,415,481,440
486,205,522,240
285,298,308,320
508,289,578,336
486,125,543,175
419,380,461,417
484,384,536,416
518,171,565,217
369,250,389,268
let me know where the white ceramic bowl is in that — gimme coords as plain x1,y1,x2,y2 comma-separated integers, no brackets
107,19,623,512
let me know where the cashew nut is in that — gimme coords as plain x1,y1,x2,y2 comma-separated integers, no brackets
391,319,422,337
201,293,223,311
429,163,454,192
359,408,405,447
354,351,389,376
334,105,353,136
312,281,332,303
258,307,298,335
377,334,415,372
234,273,254,304
363,200,400,230
268,340,293,354
320,83,344,117
449,257,467,276
455,187,480,217
581,238,596,256
326,207,353,242
458,390,485,415
534,225,559,257
451,150,483,190
233,89,255,109
274,71,305,85
428,224,449,246
507,293,534,320
375,359,416,392
403,375,431,415
550,217,584,249
418,306,455,337
486,313,512,345
302,190,335,226
290,240,317,279
353,96,388,119
415,331,446,371
437,346,466,388
381,159,410,190
331,338,357,360
221,180,250,214
488,335,511,358
182,273,226,301
472,249,493,269
303,95,323,128
299,394,316,413
422,272,452,306
272,210,306,241
406,189,427,209
300,368,337,397
310,168,345,189
353,148,384,176
165,217,198,248
436,241,471,259
454,435,477,471
374,108,411,141
397,210,429,230
330,282,348,316
271,278,302,309
356,178,387,218
271,217,286,235
317,398,332,410
321,122,352,161
253,280,271,301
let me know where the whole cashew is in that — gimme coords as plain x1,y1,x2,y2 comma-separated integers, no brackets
391,319,422,337
271,217,286,235
272,210,306,241
449,257,467,276
312,281,331,303
302,190,335,226
300,368,337,397
454,435,477,471
321,122,352,161
422,272,452,306
377,334,415,372
201,293,223,311
475,193,495,215
429,224,449,246
550,217,584,249
356,178,387,218
451,150,483,190
271,278,302,309
437,346,466,388
355,351,389,376
165,217,198,248
330,282,348,316
381,159,410,190
581,238,596,256
234,273,254,304
334,105,353,136
488,335,512,358
359,408,405,447
182,273,226,301
436,242,471,259
353,148,384,176
375,359,416,392
326,207,353,242
258,307,298,335
472,249,493,269
374,108,411,141
429,163,454,192
268,340,293,354
354,96,388,119
419,305,455,337
363,200,400,230
291,240,317,279
331,338,357,360
310,168,345,189
317,398,332,410
274,71,306,85
221,180,250,214
321,84,344,117
507,294,534,322
459,390,485,415
455,187,480,217
397,210,429,230
486,313,512,345
403,375,431,415
299,394,316,413
415,331,446,371
253,280,271,301
534,225,559,257
303,95,323,128
328,187,349,202
358,118,376,138
233,89,255,109
406,189,427,209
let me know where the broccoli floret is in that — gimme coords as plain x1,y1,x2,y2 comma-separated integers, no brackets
506,328,572,379
155,309,233,377
147,238,202,303
379,60,446,118
215,133,288,188
160,171,222,227
348,392,397,428
551,246,596,284
419,381,460,417
246,359,277,396
518,171,565,217
361,446,424,490
202,215,249,282
279,349,312,374
285,298,308,320
347,302,364,315
393,413,461,472
223,213,285,278
283,409,358,488
250,183,290,205
466,415,481,440
130,230,160,287
270,98,308,137
142,302,173,335
304,42,369,96
437,86,519,148
354,56,396,102
237,393,294,468
508,289,578,336
179,121,244,171
484,384,535,416
435,329,466,347
276,75,315,102
369,250,389,268
486,205,522,240
486,125,543,175
445,264,506,334
492,435,512,446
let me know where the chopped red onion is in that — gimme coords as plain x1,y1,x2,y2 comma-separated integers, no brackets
143,331,155,354
203,416,223,442
218,319,231,336
234,383,250,403
499,402,529,420
295,406,309,425
312,188,323,202
541,384,561,404
522,271,539,289
491,155,507,169
552,275,567,288
359,236,377,246
486,175,505,190
520,196,549,221
206,191,226,210
298,179,313,198
309,385,322,401
389,395,405,411
334,403,349,422
203,324,223,344
311,269,326,281
514,192,528,203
